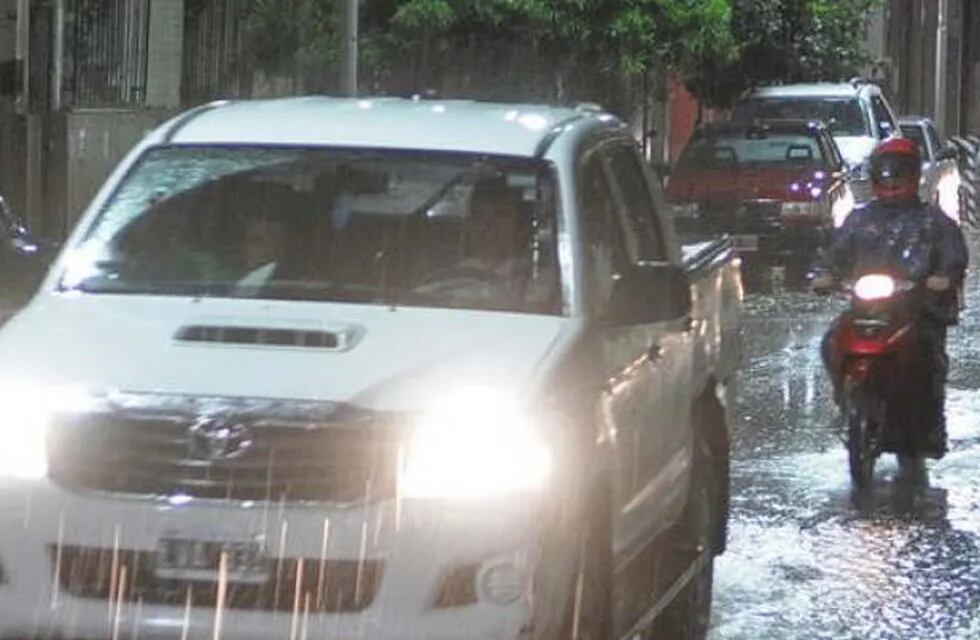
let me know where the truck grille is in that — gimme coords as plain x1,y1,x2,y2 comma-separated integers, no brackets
47,414,398,503
52,545,382,612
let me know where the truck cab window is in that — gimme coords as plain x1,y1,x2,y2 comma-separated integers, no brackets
604,145,667,263
819,132,844,170
871,96,897,139
581,154,630,313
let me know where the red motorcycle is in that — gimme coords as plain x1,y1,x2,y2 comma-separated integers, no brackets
824,274,942,488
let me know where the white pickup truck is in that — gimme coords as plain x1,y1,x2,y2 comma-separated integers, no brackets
0,98,741,640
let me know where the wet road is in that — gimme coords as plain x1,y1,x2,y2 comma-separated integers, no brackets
710,236,980,640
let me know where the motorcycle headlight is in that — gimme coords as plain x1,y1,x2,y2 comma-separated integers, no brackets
0,381,53,479
854,274,896,301
400,388,553,499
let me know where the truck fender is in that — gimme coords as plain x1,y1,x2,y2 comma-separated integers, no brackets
691,381,731,554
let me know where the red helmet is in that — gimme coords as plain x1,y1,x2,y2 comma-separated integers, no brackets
869,137,921,201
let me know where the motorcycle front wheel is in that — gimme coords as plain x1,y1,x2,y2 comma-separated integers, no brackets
845,395,880,489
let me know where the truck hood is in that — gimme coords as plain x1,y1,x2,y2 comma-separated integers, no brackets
834,136,876,168
666,166,832,203
0,295,576,412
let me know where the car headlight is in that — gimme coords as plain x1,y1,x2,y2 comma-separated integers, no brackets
400,388,553,499
832,188,857,228
0,381,53,479
938,170,962,223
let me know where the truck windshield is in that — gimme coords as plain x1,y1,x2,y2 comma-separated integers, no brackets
677,132,829,170
60,146,563,315
732,97,868,137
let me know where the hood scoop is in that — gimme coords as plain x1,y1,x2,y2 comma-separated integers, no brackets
176,324,350,350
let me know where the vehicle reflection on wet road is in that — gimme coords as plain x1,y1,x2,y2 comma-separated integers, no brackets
710,242,980,640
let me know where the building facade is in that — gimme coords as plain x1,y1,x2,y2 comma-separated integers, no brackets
0,0,684,235
0,0,185,236
869,0,980,138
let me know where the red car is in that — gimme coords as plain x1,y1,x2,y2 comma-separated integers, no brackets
666,120,855,281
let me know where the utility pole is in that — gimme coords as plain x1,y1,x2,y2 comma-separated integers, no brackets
339,0,358,96
15,0,29,113
935,0,949,135
51,0,66,111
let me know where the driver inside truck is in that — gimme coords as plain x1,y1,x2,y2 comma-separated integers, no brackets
463,176,533,278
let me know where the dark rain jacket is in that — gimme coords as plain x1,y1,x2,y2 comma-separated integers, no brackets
816,198,968,321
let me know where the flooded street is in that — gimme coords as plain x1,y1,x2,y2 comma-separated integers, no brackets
710,236,980,639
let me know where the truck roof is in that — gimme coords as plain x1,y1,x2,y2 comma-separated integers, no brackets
897,115,933,126
744,83,872,99
697,119,829,136
154,97,615,158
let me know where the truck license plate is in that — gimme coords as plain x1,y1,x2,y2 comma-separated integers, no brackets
155,536,268,583
731,234,759,252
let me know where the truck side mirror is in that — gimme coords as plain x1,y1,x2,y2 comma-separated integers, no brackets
607,262,691,326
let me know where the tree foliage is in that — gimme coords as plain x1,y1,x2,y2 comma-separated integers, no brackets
715,0,884,104
239,0,882,108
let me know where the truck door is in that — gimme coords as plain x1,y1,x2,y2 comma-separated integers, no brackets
581,148,652,530
602,143,695,535
580,141,693,564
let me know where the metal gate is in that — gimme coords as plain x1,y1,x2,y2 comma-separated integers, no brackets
183,0,246,104
67,0,151,107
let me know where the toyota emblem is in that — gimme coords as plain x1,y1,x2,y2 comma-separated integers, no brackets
188,418,254,461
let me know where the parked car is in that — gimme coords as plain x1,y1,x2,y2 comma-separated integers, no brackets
0,98,741,640
898,116,962,223
732,80,902,202
665,119,854,286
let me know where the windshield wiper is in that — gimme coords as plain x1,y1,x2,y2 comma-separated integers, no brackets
66,280,229,297
254,281,380,303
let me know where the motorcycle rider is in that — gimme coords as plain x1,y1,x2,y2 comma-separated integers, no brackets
812,137,968,458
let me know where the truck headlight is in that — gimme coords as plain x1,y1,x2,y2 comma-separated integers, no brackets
832,188,856,228
400,388,552,499
0,381,52,479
